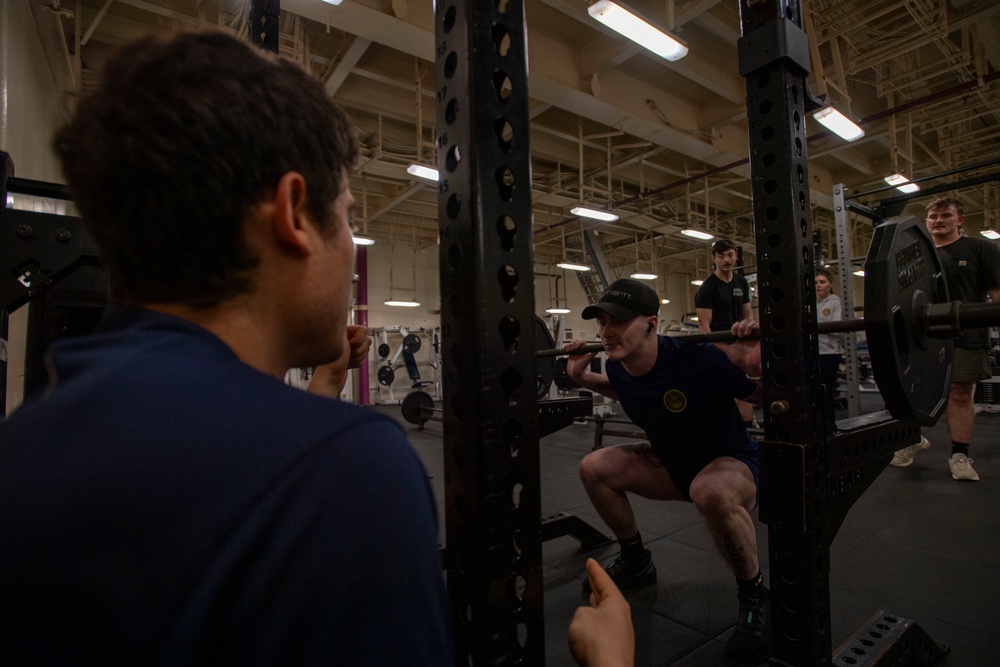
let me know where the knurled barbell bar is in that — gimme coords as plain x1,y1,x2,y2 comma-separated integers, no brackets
536,217,999,426
537,301,1000,356
402,217,1000,427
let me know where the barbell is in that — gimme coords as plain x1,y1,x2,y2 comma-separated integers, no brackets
538,216,999,426
401,217,1000,427
537,302,1000,355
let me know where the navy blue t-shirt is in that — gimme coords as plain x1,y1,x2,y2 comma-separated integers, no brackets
606,336,758,495
0,307,453,665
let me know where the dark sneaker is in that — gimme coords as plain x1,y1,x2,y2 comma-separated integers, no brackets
726,587,771,663
581,549,656,598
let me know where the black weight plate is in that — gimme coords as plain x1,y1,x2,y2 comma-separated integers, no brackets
401,390,435,425
535,316,555,399
377,365,395,387
863,215,951,425
553,357,579,391
403,333,422,354
377,343,390,358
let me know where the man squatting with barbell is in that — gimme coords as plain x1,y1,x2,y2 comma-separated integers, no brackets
565,278,770,664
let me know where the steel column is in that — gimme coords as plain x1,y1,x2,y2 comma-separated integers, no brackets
738,0,831,664
249,0,279,53
435,2,544,665
833,184,861,418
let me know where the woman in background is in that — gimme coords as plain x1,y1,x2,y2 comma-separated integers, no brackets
816,269,844,426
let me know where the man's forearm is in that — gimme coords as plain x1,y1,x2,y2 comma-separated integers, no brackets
573,372,619,400
696,308,713,334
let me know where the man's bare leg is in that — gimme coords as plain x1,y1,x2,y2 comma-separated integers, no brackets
578,443,684,539
577,443,685,594
689,457,771,662
688,458,759,579
947,382,976,443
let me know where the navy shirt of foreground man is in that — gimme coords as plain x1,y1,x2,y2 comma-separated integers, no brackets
0,31,452,666
0,308,452,665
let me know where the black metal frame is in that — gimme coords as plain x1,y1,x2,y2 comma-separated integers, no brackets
738,3,837,661
435,3,545,664
1,155,107,416
249,0,279,53
427,1,950,664
738,2,944,665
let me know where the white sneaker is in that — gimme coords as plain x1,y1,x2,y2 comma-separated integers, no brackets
889,436,931,467
949,453,980,481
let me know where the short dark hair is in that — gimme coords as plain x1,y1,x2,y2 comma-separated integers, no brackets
926,197,963,217
711,239,737,256
54,31,359,307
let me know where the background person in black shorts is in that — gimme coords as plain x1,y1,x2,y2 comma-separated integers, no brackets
889,197,1000,480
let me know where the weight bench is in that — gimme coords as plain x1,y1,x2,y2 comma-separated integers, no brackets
402,350,434,389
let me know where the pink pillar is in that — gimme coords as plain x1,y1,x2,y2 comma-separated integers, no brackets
355,246,370,405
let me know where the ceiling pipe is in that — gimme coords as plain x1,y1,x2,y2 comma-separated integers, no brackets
613,70,1000,209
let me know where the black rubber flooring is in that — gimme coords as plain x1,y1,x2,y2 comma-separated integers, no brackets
378,389,1000,666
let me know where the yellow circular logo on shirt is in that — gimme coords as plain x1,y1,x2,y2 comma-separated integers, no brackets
822,307,832,317
663,389,687,413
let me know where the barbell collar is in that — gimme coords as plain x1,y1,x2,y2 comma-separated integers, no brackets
921,301,962,339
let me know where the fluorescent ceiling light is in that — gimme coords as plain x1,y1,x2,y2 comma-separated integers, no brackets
691,279,704,286
407,163,439,182
556,262,592,272
980,229,1000,240
571,206,619,222
660,298,670,304
352,235,375,246
545,307,572,314
588,0,688,62
321,0,343,5
813,107,865,142
853,270,865,277
680,228,714,241
385,299,421,307
630,272,658,280
884,173,920,194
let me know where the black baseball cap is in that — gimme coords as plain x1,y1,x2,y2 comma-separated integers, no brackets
581,278,660,321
